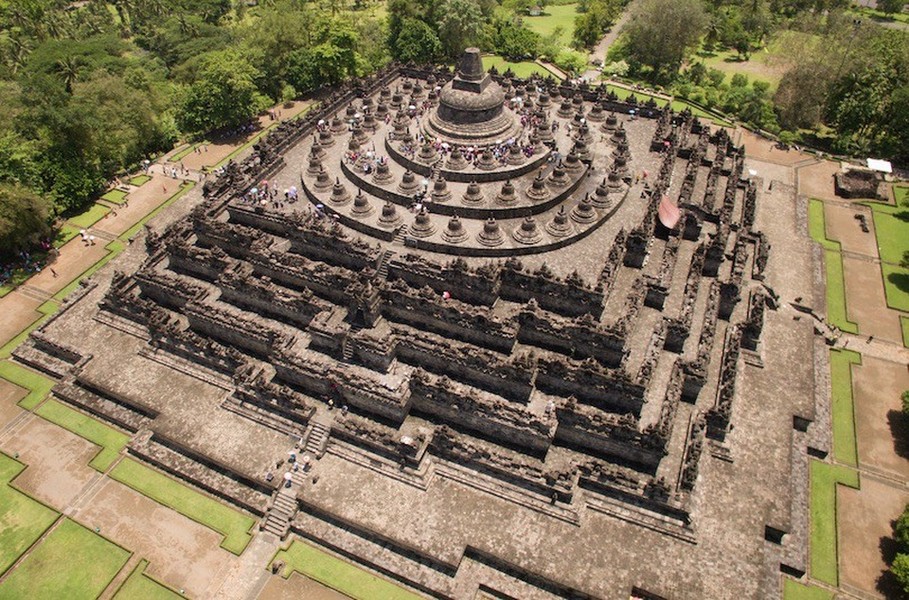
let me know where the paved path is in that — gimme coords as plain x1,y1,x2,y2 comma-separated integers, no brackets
582,0,636,80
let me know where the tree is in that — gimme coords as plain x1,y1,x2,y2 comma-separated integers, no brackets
902,390,909,415
177,49,265,134
0,182,51,258
620,0,708,81
437,0,484,58
878,0,907,16
394,18,443,63
494,19,539,59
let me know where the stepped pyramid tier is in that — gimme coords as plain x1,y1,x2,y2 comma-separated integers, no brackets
525,170,551,203
476,217,504,246
372,161,394,185
495,180,518,206
410,207,437,238
397,170,421,195
513,216,543,245
445,146,469,171
571,193,597,224
430,176,452,203
602,111,618,132
461,181,486,206
377,200,402,228
425,48,521,145
545,205,573,237
441,214,469,243
330,114,347,134
351,189,374,217
329,178,352,206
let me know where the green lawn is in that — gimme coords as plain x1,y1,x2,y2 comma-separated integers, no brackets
0,300,59,359
483,55,551,78
0,361,55,409
881,263,909,312
809,460,860,587
34,399,130,471
829,349,861,467
847,5,909,25
894,185,908,207
67,204,112,229
273,540,422,600
0,453,59,577
109,458,254,555
523,3,578,49
128,175,151,187
782,577,834,600
902,315,909,348
113,559,183,600
0,518,130,600
102,189,129,204
55,224,81,247
808,199,859,333
865,201,909,265
169,143,200,162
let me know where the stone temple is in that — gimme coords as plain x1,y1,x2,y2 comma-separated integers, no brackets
17,49,823,599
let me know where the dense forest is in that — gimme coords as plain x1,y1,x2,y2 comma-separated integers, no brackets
0,0,907,260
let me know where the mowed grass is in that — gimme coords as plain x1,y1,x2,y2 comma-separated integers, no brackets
113,559,183,600
34,399,129,471
483,55,551,78
0,361,54,409
523,3,578,48
902,315,909,349
809,460,859,587
881,263,909,312
102,189,129,204
66,203,112,229
274,540,423,600
782,577,834,600
865,201,909,265
829,349,861,467
808,199,859,333
109,458,254,555
894,185,908,207
0,453,59,577
0,518,130,600
128,174,151,187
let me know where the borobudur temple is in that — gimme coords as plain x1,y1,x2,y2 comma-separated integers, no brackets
16,49,824,599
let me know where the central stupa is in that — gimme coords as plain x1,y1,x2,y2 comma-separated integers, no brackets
425,48,522,145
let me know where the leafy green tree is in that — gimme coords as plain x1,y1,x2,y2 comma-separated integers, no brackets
437,0,484,58
893,553,909,595
620,0,708,81
238,1,313,99
0,182,51,258
494,19,539,59
902,390,909,415
878,0,907,16
394,18,443,63
177,49,265,134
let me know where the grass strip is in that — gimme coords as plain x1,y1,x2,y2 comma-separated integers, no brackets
782,578,834,600
0,361,55,409
895,185,908,207
67,204,112,229
112,559,183,600
0,518,130,600
808,199,859,333
119,182,195,242
102,189,129,204
880,263,909,313
809,460,859,587
0,452,59,577
128,175,151,187
109,458,254,555
0,301,60,360
902,316,909,349
483,55,552,79
34,399,129,471
829,349,861,467
273,540,423,600
53,239,126,301
169,143,200,162
55,224,81,248
865,201,909,266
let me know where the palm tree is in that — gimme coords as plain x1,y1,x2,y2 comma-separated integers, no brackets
55,55,84,94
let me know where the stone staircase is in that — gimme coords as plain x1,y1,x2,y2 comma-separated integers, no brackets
261,486,297,539
393,225,409,245
341,336,355,361
376,249,393,279
304,421,330,458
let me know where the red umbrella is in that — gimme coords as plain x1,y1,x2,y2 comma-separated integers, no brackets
658,195,681,229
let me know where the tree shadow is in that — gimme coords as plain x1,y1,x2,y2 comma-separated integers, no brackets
888,272,909,295
892,210,909,223
887,409,909,460
877,533,909,599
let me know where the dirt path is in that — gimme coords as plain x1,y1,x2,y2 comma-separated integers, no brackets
582,0,636,80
